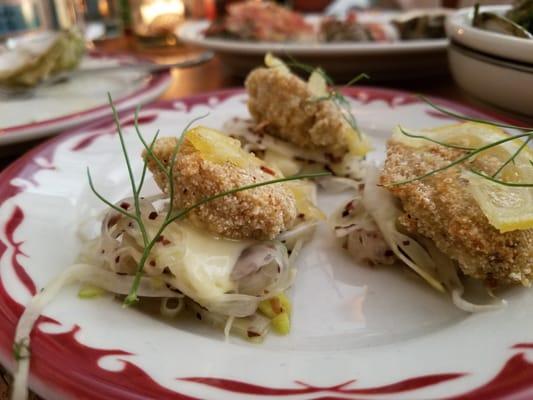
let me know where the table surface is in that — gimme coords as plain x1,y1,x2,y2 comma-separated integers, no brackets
0,36,532,399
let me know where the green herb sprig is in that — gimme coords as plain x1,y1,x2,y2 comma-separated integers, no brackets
390,96,533,187
88,95,329,306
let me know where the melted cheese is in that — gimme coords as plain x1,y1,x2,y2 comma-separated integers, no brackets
156,223,253,301
287,180,325,221
263,149,301,177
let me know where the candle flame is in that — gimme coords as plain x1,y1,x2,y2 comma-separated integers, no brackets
140,0,184,24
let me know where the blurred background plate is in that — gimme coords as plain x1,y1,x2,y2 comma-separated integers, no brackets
446,4,533,116
177,13,449,81
0,51,171,146
447,5,533,65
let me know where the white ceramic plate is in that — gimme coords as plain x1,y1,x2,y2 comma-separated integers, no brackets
177,14,448,80
448,42,533,116
446,5,533,65
0,88,532,400
0,53,171,146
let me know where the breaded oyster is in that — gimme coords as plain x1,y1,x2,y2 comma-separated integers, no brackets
381,140,533,286
145,126,299,240
246,66,366,160
224,54,371,180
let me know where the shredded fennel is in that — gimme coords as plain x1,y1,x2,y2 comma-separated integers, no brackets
224,316,235,341
12,191,314,398
12,263,182,400
351,163,506,312
362,164,446,292
160,297,184,318
222,118,366,181
421,238,506,312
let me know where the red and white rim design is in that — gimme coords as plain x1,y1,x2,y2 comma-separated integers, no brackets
0,53,171,146
0,88,532,400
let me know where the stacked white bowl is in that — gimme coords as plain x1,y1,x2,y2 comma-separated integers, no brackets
446,5,533,116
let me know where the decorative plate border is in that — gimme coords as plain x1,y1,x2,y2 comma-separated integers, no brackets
0,88,532,400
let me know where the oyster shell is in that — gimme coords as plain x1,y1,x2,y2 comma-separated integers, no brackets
0,29,85,87
392,9,450,40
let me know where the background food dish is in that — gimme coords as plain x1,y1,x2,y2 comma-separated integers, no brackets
0,51,171,146
203,2,448,43
178,12,449,80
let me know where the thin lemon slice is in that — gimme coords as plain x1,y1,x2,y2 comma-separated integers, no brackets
264,52,290,74
187,126,263,169
465,172,533,232
392,122,533,232
392,121,518,150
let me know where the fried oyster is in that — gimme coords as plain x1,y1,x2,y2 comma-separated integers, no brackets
380,140,533,287
144,126,299,240
245,65,365,160
221,54,371,180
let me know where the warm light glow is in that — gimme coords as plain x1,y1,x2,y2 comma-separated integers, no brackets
98,0,110,18
54,0,77,29
20,0,35,25
140,0,184,24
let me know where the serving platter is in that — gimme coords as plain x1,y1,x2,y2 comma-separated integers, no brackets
0,53,171,146
0,87,532,400
177,13,448,80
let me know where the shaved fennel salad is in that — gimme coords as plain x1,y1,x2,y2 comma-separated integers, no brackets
330,164,507,313
10,100,325,400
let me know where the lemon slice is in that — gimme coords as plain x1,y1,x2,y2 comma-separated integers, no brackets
392,122,533,232
264,53,290,74
187,126,264,169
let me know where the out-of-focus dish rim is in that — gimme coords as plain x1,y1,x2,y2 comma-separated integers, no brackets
177,17,448,56
0,52,172,146
449,40,533,72
446,5,533,65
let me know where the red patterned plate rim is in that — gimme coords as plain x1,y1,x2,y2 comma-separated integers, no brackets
0,87,532,400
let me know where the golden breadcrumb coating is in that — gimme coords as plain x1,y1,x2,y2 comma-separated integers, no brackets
381,141,533,286
245,67,357,160
144,136,297,240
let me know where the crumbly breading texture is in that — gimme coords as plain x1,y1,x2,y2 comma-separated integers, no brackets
380,142,533,286
245,67,354,159
144,137,297,240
